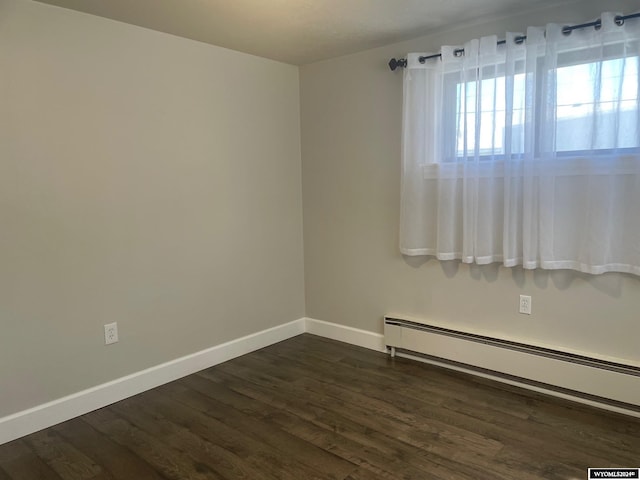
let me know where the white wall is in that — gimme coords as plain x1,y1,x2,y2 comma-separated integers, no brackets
0,0,304,418
300,0,640,364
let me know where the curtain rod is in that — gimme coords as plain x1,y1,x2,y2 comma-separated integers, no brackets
388,11,640,71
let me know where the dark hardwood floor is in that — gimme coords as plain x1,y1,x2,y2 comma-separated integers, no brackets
1,334,639,480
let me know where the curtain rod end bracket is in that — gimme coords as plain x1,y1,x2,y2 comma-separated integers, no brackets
388,58,407,71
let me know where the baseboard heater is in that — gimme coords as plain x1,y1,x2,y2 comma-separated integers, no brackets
384,316,640,412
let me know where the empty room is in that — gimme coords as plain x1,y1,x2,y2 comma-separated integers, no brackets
1,0,639,478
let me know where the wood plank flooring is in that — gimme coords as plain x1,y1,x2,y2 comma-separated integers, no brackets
1,334,639,479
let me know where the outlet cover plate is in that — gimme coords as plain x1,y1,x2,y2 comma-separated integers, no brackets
104,322,119,345
519,295,532,315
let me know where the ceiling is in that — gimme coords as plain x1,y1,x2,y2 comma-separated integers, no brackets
34,0,569,65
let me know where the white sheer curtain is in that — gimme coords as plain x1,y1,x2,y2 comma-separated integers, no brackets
400,12,640,275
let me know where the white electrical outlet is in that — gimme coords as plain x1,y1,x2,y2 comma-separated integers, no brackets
519,295,532,315
104,322,119,345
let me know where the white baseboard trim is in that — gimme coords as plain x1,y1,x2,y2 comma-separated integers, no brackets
0,318,306,446
304,317,386,352
3,314,635,446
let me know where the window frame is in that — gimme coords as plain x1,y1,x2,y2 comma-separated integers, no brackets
437,47,640,164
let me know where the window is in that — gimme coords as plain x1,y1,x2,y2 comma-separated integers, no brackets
400,13,640,275
451,70,526,159
555,56,639,152
448,55,639,160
